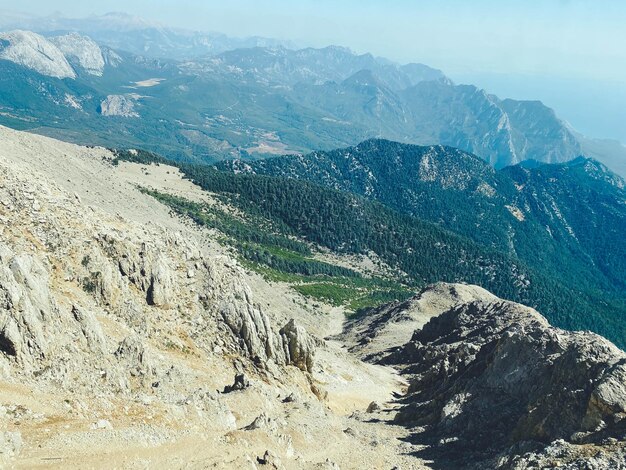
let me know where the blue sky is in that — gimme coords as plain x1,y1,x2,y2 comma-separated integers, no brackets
2,0,625,142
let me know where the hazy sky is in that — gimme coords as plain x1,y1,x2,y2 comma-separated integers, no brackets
2,0,625,142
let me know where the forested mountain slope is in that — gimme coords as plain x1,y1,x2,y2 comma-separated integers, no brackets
216,139,626,345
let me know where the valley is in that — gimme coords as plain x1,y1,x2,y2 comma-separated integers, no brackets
0,27,624,177
0,9,625,469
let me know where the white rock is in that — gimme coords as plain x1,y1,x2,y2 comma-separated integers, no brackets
92,419,112,430
0,30,76,79
98,95,139,118
50,33,105,76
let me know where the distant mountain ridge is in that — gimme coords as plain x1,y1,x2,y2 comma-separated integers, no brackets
0,12,298,59
0,25,623,176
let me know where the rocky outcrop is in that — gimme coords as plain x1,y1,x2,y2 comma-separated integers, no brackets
0,247,56,365
218,281,288,368
211,255,316,371
280,319,316,373
384,285,626,467
339,283,496,360
98,95,139,117
114,336,156,378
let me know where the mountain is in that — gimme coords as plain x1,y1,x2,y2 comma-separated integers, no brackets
0,28,623,175
401,82,583,167
580,136,626,178
216,139,626,344
0,124,430,468
0,30,76,78
1,116,625,468
0,11,297,59
207,45,448,90
49,32,106,76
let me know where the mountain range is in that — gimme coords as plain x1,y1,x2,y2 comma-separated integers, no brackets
0,12,626,467
0,21,623,176
218,139,626,289
214,139,626,345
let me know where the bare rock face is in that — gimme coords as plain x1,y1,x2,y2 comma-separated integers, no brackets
146,255,173,307
385,286,626,467
49,32,105,76
98,95,139,117
0,30,76,79
219,285,287,368
0,248,55,365
280,319,316,373
71,305,106,352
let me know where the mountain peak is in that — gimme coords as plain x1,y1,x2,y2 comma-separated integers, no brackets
50,32,104,76
0,30,75,79
566,156,625,188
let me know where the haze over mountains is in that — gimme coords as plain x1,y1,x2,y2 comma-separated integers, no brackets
1,8,626,469
0,12,624,176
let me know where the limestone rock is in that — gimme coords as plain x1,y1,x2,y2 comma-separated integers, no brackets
280,319,316,372
0,249,55,364
71,305,106,352
219,285,287,368
98,95,139,118
385,284,626,467
114,336,155,378
146,256,173,307
49,32,105,76
0,30,76,79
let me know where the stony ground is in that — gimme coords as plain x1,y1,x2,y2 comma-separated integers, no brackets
2,125,625,469
0,125,429,469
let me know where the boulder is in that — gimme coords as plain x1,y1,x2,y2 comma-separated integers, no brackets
280,319,316,372
223,373,250,393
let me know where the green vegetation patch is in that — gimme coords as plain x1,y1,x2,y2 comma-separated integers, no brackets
141,187,412,313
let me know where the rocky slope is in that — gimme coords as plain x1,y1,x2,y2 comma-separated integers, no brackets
0,30,76,79
49,32,106,76
1,126,625,468
342,283,626,469
0,126,421,468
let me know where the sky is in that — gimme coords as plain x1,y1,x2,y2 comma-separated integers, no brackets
2,0,625,143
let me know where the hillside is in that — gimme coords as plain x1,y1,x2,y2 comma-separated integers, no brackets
1,127,625,468
0,125,428,468
1,29,623,175
216,139,626,346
